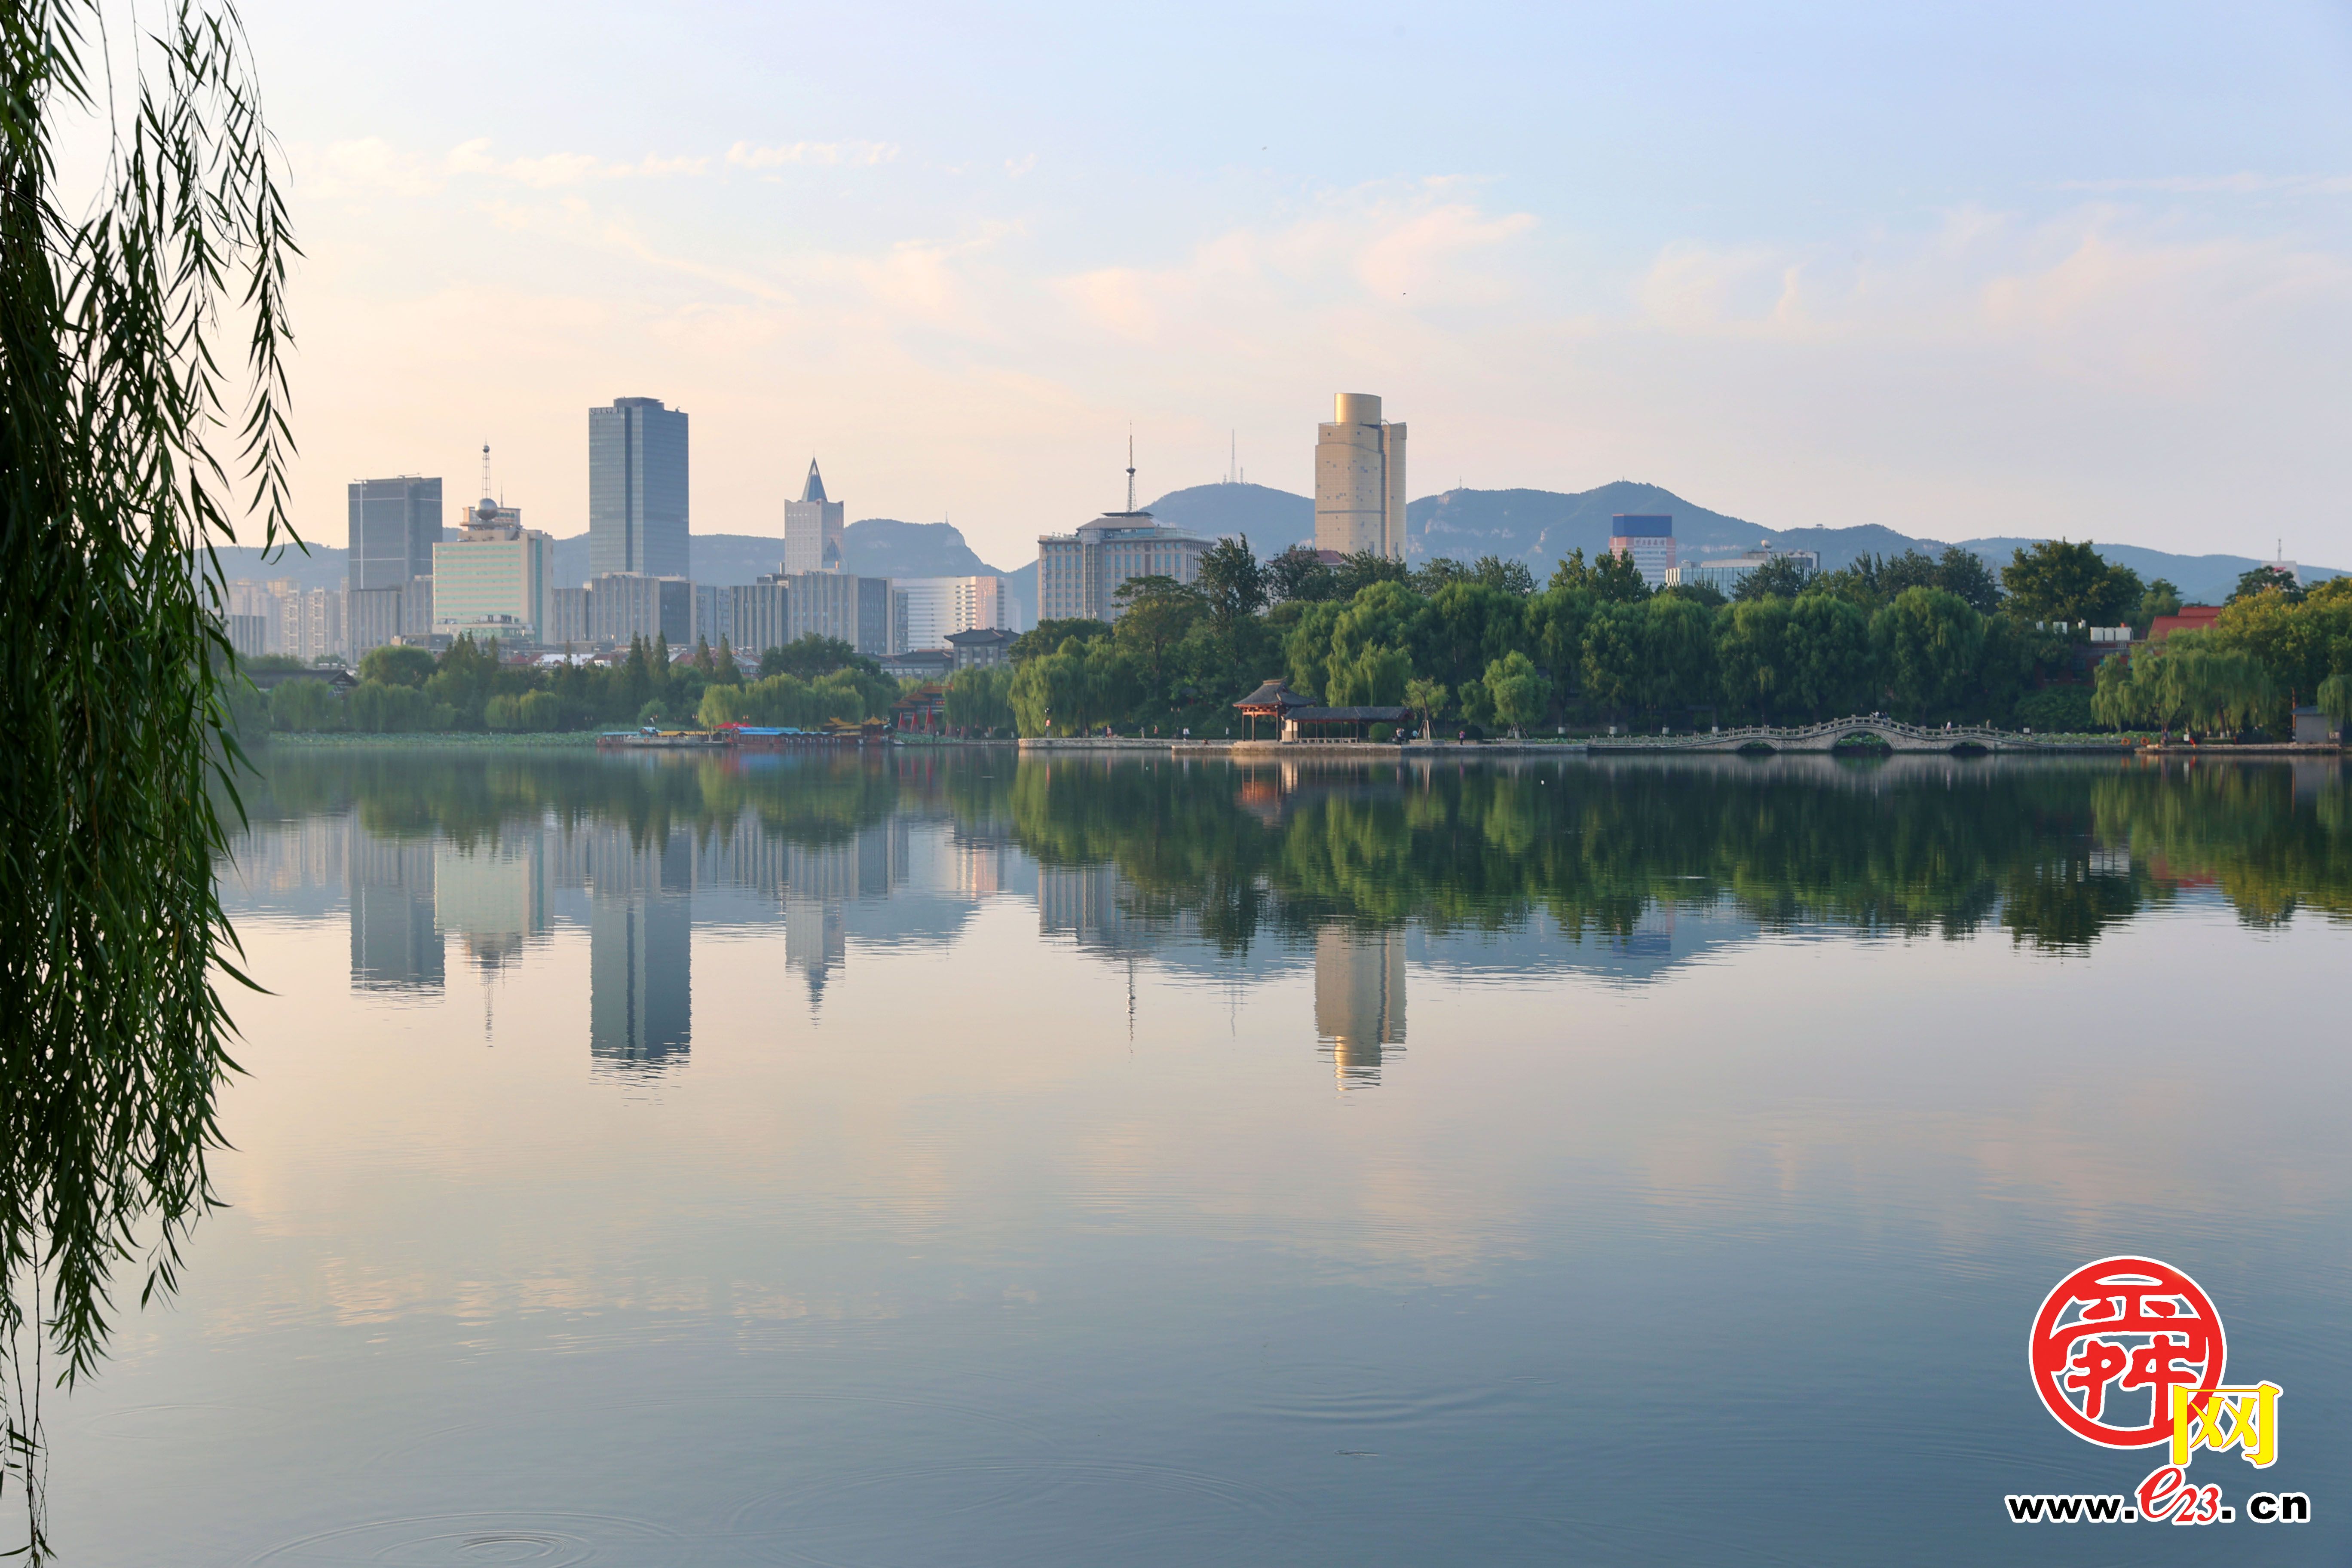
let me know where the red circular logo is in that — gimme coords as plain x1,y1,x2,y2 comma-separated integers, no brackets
2030,1256,2225,1448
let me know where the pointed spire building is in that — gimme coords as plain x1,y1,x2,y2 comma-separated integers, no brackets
783,457,846,573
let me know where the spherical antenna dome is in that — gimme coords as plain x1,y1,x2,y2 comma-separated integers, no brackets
478,498,499,518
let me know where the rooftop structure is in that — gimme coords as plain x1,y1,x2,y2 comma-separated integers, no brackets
879,648,956,681
946,625,1016,671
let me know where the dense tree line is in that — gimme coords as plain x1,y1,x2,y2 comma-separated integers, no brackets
256,542,2352,743
260,633,904,734
2095,571,2352,737
944,537,2327,739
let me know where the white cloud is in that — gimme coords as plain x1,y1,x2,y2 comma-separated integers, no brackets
298,138,444,199
1625,207,2352,397
300,139,713,201
1052,184,1542,346
445,140,710,188
1355,202,1538,300
725,140,900,170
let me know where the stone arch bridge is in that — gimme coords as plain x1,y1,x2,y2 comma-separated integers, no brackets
1587,718,2070,754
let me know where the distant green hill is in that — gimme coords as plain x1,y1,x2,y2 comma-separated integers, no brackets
1146,481,2337,605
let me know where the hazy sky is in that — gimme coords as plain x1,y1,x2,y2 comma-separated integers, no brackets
236,0,2352,567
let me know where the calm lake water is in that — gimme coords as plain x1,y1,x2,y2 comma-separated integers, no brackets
37,747,2352,1564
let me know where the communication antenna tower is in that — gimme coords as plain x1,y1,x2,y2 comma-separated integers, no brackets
1126,427,1136,513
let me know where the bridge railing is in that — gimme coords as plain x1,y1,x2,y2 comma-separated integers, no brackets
1589,718,2023,750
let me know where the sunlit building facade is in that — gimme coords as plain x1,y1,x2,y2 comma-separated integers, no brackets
1314,392,1406,559
1036,514,1207,625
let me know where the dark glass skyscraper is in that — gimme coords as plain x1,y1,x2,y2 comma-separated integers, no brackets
347,475,444,590
588,396,689,579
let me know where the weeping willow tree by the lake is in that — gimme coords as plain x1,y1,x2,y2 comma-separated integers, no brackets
0,1,293,1557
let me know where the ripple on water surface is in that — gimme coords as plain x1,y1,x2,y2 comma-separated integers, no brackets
241,1512,688,1567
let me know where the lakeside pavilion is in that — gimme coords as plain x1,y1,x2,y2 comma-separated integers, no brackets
1231,677,1409,741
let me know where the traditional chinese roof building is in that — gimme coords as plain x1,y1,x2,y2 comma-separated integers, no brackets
891,682,948,734
1283,705,1410,740
1230,678,1406,740
1232,677,1309,739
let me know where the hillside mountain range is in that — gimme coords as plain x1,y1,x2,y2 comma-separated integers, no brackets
1148,480,2336,607
206,480,2336,621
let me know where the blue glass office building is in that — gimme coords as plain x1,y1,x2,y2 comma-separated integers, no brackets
347,475,444,590
588,397,689,579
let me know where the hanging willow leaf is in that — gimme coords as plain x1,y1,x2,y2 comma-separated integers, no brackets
0,0,294,1558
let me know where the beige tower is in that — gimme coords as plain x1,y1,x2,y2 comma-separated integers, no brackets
1314,925,1407,1087
782,459,846,574
1314,392,1406,558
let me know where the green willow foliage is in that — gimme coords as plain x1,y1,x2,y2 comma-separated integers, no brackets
0,2,294,1556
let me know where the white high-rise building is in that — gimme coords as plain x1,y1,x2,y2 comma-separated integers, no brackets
890,575,1011,652
1314,392,1406,559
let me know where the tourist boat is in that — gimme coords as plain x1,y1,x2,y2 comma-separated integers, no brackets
595,728,729,750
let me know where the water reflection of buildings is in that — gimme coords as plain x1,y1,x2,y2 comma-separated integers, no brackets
1038,863,1153,956
564,828,695,1075
349,828,444,992
778,824,907,1006
1314,926,1406,1087
1606,905,1675,959
591,894,691,1072
434,836,550,971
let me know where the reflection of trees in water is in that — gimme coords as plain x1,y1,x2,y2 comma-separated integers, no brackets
217,746,2352,1105
998,754,2352,956
234,750,2352,966
247,750,908,862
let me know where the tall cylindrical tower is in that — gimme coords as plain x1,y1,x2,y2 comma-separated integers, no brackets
1314,393,1406,559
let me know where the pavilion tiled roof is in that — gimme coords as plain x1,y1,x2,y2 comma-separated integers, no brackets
1232,677,1308,712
